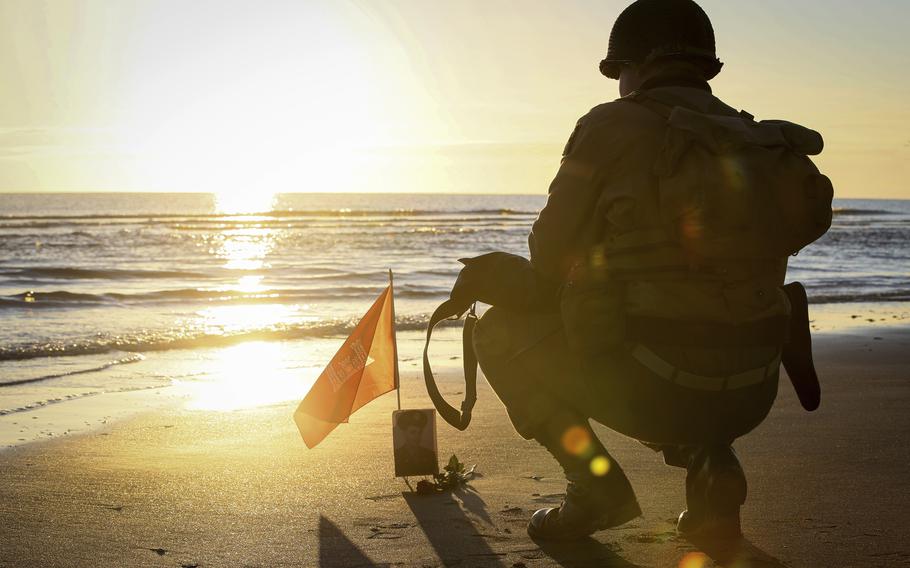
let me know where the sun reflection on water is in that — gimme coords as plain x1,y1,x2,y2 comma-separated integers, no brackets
185,341,321,411
217,228,276,271
197,304,310,335
184,191,319,411
215,191,276,215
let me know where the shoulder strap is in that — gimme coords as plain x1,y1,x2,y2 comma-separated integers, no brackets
624,90,755,124
422,299,477,430
621,90,675,119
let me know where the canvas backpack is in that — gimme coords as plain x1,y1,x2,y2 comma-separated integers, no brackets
618,90,833,263
562,91,834,361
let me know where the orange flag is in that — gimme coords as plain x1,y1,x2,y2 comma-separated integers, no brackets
294,277,399,448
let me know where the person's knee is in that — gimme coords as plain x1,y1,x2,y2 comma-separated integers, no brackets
473,306,526,394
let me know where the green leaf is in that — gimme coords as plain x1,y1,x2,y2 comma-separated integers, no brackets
446,454,460,472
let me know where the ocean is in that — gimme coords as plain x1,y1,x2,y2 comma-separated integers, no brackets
1,193,908,421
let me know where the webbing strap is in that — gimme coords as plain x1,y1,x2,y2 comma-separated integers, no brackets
422,299,477,431
623,90,674,119
631,344,781,392
624,90,754,125
626,316,790,347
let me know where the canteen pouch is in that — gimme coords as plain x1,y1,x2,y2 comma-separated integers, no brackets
423,252,557,430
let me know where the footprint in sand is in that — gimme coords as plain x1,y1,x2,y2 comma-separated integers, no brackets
626,531,678,544
364,493,399,502
367,522,413,539
531,493,564,503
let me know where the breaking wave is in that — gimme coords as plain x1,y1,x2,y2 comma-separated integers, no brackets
0,284,446,309
0,267,210,280
0,208,536,222
0,315,445,362
0,353,146,387
832,208,899,217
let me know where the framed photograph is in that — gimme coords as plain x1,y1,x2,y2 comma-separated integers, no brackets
392,409,439,477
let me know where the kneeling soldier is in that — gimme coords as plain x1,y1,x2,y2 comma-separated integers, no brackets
474,0,831,541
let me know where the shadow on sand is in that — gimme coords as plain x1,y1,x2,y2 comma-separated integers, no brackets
319,496,786,568
687,535,790,568
451,483,495,525
404,489,507,567
318,516,379,568
533,536,648,568
405,486,644,567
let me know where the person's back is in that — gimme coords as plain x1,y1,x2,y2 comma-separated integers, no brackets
472,0,831,541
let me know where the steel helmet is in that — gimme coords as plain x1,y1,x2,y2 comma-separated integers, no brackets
599,0,723,80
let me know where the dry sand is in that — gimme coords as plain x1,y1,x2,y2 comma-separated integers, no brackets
1,327,909,567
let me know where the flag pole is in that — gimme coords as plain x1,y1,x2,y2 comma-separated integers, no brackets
389,269,401,411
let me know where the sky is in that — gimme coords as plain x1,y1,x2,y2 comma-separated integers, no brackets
0,0,907,198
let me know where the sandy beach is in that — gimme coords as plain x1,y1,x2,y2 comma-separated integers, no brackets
1,325,908,568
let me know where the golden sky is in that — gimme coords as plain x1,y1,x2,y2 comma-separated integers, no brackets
0,0,907,198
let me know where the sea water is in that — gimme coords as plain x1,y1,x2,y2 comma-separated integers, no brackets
1,193,908,418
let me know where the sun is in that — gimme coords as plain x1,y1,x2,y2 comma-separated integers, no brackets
214,191,276,215
114,3,396,196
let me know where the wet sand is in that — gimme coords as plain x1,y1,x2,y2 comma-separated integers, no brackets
1,326,909,567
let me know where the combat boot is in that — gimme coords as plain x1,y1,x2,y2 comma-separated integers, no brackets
676,445,747,539
527,415,641,540
527,471,642,540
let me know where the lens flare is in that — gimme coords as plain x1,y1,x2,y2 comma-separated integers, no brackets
679,208,704,243
561,425,593,457
679,552,709,568
590,455,611,477
719,155,748,193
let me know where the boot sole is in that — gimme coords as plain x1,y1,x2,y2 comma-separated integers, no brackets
527,499,642,541
677,509,743,540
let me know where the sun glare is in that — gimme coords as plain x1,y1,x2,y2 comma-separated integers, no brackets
186,341,321,411
114,3,400,195
215,191,276,215
197,304,304,335
216,228,276,271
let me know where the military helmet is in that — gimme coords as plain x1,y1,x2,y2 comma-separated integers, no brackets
599,0,723,80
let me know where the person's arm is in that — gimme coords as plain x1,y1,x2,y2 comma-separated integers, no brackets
529,115,611,285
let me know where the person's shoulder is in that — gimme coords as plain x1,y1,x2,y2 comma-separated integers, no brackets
563,97,664,156
586,94,667,124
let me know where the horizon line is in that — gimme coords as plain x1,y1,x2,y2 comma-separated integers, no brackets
0,190,906,201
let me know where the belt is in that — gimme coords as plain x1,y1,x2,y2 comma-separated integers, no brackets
626,316,790,348
631,344,781,391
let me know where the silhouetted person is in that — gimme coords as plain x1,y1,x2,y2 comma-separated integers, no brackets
394,410,437,476
473,0,831,541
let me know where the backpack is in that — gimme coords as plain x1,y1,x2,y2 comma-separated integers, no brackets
620,90,833,262
561,91,831,406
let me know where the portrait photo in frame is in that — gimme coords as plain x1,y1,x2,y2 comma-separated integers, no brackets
392,409,438,478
